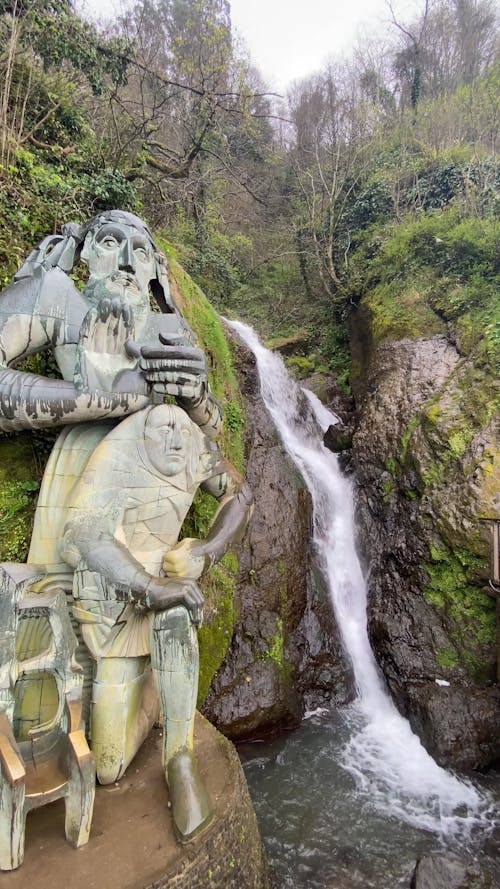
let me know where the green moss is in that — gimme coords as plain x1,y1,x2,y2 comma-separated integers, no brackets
447,430,469,458
0,437,41,562
197,553,239,705
266,618,285,667
399,414,421,464
435,647,459,669
363,281,445,347
180,489,218,539
285,355,316,379
424,546,496,680
266,330,309,351
382,479,394,501
164,252,245,473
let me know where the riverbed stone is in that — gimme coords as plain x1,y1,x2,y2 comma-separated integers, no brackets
411,854,492,889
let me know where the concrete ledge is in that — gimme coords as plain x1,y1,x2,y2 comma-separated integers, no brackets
0,714,268,889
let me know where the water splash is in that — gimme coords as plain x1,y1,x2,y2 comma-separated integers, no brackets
227,318,495,839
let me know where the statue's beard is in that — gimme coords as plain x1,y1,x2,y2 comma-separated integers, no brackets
83,276,151,315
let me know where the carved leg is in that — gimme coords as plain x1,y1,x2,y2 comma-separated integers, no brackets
64,729,95,848
0,718,26,871
150,606,212,842
90,656,157,784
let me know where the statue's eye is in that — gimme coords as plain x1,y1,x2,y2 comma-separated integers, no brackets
134,247,149,262
102,236,119,249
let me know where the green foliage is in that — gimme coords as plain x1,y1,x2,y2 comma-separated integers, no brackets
0,437,40,562
285,355,316,379
9,0,131,96
181,489,218,539
435,647,459,670
350,206,500,376
0,145,140,283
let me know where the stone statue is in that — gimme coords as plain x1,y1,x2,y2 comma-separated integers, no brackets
0,208,221,438
0,211,251,851
59,403,252,841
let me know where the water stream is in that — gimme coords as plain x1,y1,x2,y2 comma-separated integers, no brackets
227,319,499,887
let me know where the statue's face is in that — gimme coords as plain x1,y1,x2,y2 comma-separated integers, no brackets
82,222,156,297
144,408,192,477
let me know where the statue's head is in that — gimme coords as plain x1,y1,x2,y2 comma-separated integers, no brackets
13,210,174,313
76,210,173,312
144,404,201,480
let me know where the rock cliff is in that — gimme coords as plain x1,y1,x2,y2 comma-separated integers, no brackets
350,306,499,769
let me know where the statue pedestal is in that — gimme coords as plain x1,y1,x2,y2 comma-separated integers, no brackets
0,715,268,889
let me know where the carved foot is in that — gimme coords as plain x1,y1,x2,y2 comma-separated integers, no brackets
166,748,213,843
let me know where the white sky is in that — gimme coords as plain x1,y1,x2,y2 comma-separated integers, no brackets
230,0,392,91
78,0,420,92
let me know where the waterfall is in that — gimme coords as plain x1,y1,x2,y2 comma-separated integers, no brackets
227,318,494,840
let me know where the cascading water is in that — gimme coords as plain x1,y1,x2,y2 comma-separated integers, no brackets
227,318,495,843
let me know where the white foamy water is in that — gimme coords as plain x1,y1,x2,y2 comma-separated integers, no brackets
227,318,494,839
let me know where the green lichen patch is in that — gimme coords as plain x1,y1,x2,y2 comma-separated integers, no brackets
424,546,496,681
197,552,238,705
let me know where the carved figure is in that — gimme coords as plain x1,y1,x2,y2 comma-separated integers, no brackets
0,208,221,438
0,212,250,851
59,403,252,841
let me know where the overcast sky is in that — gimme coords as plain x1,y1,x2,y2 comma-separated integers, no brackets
79,0,420,91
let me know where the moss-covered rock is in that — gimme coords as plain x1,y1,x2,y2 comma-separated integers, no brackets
348,205,500,767
351,323,499,767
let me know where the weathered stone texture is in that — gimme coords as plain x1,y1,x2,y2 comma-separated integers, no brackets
350,320,500,769
411,854,493,889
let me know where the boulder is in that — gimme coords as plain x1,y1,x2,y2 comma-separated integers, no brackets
411,855,492,889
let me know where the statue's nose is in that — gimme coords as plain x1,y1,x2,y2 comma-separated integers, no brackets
119,239,135,273
171,427,183,450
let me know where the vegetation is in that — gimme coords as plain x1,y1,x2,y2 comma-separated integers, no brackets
0,0,498,695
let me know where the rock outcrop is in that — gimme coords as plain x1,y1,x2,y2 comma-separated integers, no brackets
411,855,493,889
203,338,351,739
350,310,500,769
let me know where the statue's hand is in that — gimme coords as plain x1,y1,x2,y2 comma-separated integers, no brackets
75,300,148,400
162,539,208,580
138,336,208,402
80,298,134,355
145,577,204,626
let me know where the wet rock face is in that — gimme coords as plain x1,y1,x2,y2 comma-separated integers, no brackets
203,341,351,740
351,326,500,769
411,855,493,889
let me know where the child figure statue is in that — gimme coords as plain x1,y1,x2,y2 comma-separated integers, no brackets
60,403,252,843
